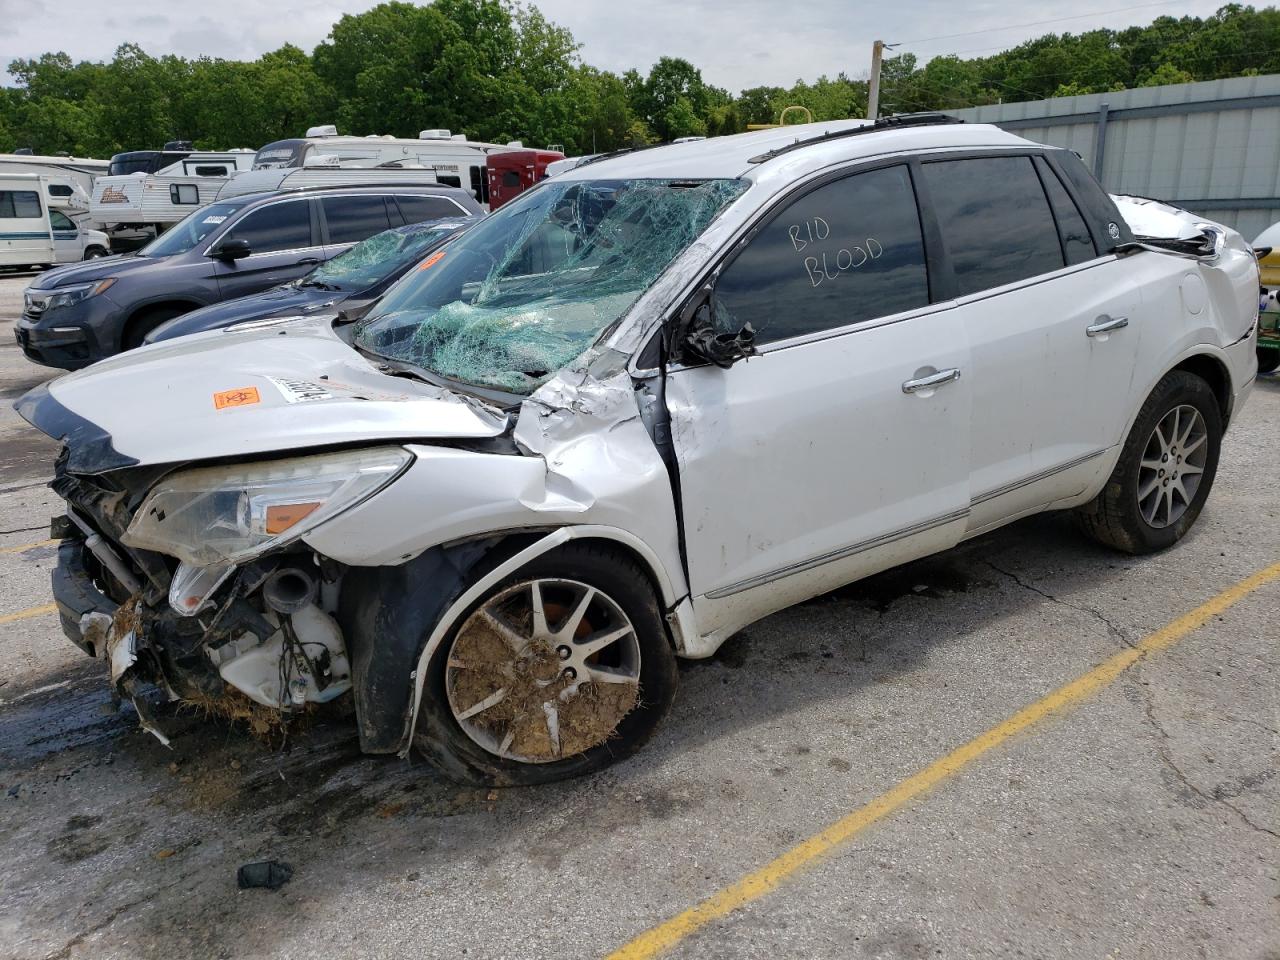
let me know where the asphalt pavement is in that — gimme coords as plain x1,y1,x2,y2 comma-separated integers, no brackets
0,273,1275,960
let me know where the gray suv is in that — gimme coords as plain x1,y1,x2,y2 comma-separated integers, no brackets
15,185,482,369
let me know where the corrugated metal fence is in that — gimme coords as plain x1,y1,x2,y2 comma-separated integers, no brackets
948,74,1280,241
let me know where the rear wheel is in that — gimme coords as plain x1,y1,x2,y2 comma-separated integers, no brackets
414,543,678,785
82,246,108,260
1074,370,1221,554
1258,346,1280,374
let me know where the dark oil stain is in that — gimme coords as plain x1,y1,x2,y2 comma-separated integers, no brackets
809,558,991,613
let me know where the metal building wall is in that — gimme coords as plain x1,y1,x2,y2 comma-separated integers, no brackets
949,75,1280,241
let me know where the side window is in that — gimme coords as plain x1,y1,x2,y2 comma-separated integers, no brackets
193,165,228,177
922,156,1064,296
223,200,313,253
713,164,929,345
0,190,42,218
170,184,200,205
322,195,391,244
436,175,462,189
49,210,76,230
396,195,462,225
1034,156,1097,265
48,184,74,198
501,169,522,189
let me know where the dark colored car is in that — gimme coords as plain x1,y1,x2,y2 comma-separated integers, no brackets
145,216,480,344
15,185,482,369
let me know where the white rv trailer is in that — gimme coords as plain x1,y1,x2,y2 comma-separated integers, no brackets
0,173,111,269
242,126,520,206
0,152,110,227
89,144,257,246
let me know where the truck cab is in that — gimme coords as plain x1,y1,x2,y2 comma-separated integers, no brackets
485,148,565,210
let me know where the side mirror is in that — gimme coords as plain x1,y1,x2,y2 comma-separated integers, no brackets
671,285,757,369
213,238,252,261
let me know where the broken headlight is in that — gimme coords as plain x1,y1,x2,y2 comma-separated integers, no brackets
122,448,412,566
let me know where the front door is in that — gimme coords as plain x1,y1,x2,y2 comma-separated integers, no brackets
664,163,972,644
49,210,82,263
213,198,324,300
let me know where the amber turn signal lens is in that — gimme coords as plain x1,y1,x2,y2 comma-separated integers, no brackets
265,502,321,535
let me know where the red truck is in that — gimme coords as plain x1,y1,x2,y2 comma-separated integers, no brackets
485,148,565,210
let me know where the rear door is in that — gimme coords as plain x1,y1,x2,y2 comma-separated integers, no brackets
665,163,972,642
919,153,1144,530
212,198,322,299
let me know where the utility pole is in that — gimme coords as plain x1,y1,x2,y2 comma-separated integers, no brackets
867,39,885,121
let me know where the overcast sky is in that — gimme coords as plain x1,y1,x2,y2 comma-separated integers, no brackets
0,0,1232,93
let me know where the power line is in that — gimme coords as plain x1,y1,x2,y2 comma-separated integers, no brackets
895,0,1194,47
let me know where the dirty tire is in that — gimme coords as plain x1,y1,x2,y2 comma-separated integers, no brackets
122,306,185,350
1258,346,1280,374
414,543,678,786
1073,369,1221,554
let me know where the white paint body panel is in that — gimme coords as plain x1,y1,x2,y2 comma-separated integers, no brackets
45,318,507,466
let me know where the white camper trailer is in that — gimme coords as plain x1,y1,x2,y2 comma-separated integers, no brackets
90,142,256,248
0,173,111,269
0,152,110,228
239,126,519,206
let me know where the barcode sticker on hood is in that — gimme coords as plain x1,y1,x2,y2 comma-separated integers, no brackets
268,377,333,403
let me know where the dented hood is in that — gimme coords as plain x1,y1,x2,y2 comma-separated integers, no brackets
17,318,508,473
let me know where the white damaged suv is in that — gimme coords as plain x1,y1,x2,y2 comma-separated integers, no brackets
19,115,1260,784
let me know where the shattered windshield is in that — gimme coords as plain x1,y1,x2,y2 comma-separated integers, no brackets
304,221,470,292
354,177,748,393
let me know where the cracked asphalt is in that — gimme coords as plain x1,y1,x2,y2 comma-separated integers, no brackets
0,272,1276,960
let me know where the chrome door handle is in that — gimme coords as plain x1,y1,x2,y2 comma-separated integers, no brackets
902,368,961,394
296,257,321,265
1086,315,1128,337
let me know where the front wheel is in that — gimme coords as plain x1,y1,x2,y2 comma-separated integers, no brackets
414,543,678,785
1258,346,1280,375
1074,370,1222,554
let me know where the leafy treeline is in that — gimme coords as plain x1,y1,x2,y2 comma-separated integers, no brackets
1,1,1276,158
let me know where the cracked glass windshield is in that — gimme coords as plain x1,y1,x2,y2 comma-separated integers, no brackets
354,178,748,393
304,222,468,291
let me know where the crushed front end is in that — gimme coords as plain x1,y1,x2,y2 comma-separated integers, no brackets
44,441,410,746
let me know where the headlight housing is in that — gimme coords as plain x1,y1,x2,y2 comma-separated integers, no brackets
123,447,412,566
45,278,116,311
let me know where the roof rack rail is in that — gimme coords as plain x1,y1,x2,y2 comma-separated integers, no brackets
275,181,467,194
747,112,963,164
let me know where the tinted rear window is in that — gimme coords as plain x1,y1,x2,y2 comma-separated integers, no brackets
396,195,463,225
922,156,1064,297
322,195,391,244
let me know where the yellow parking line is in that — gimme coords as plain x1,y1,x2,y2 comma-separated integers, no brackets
0,538,58,555
605,560,1280,960
0,603,58,626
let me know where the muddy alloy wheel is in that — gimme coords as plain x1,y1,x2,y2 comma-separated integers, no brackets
446,578,642,763
415,543,678,785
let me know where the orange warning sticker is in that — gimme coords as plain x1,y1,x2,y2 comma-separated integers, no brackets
418,250,447,270
213,386,260,410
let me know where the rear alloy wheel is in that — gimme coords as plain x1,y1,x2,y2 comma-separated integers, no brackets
1075,370,1222,554
415,544,678,785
